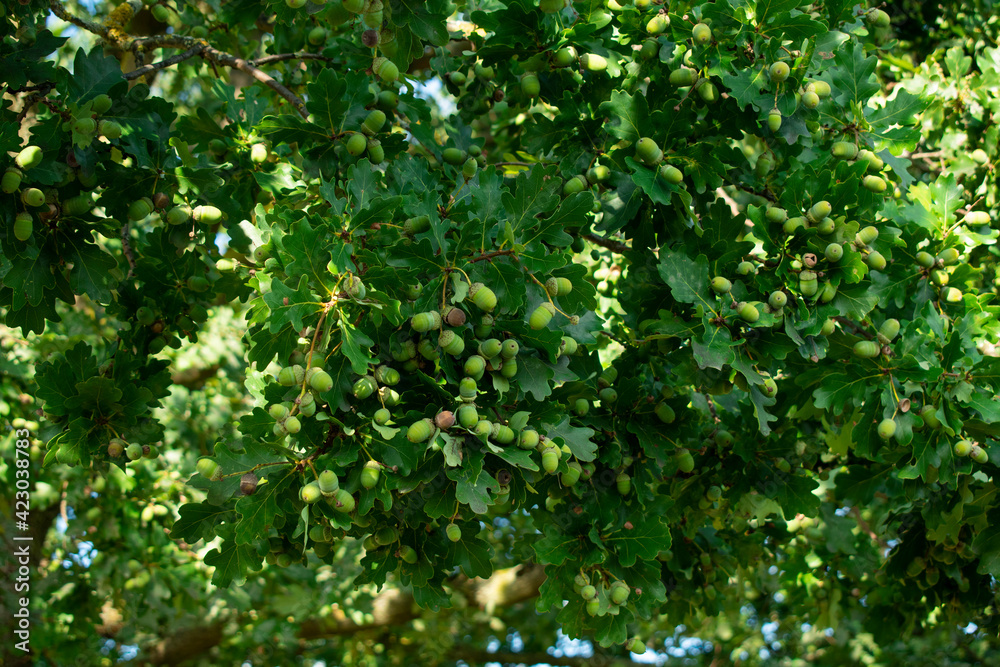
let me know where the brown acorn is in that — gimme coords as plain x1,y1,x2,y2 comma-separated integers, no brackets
240,473,259,495
435,410,456,430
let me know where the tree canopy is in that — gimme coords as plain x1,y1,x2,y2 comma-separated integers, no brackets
2,0,1000,665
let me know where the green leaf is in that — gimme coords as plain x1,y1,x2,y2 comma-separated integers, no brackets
831,42,880,108
204,538,264,587
600,517,671,567
171,502,234,542
543,415,597,461
657,250,714,310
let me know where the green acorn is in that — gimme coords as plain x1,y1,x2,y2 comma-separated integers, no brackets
808,200,831,222
768,291,787,309
691,22,712,45
372,56,399,83
877,418,896,440
769,61,790,82
491,423,516,445
361,460,381,489
1,168,22,194
669,68,698,86
852,340,881,358
856,225,879,245
580,53,608,72
676,449,695,473
468,283,497,312
309,369,334,393
738,302,760,323
439,330,466,356
529,303,555,330
541,446,560,473
197,458,221,480
878,318,900,343
865,251,886,271
519,429,539,450
128,197,154,221
863,175,887,193
411,310,442,332
635,137,663,166
15,146,43,170
332,488,356,512
825,243,844,262
520,73,541,97
301,481,323,504
659,164,683,183
446,523,462,542
464,355,486,378
655,402,675,423
459,377,478,400
457,405,479,429
278,365,305,386
398,545,418,563
407,418,434,443
346,133,368,156
768,109,782,132
561,336,578,356
311,470,338,498
831,141,858,159
192,205,223,224
13,213,33,241
374,365,400,385
616,472,631,494
765,206,787,223
561,461,582,486
500,359,518,378
501,339,519,359
374,408,391,425
562,175,587,195
363,109,386,135
352,375,377,399
626,637,646,654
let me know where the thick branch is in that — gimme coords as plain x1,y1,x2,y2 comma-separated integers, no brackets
49,0,109,39
170,364,221,389
124,44,207,81
249,52,334,66
49,2,309,118
583,233,631,254
450,647,643,667
297,563,547,640
202,47,308,117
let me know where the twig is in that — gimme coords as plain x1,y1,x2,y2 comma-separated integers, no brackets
850,505,888,550
49,0,109,39
249,52,334,66
47,3,309,118
206,47,309,118
124,44,207,81
582,233,631,254
467,249,517,263
121,222,136,279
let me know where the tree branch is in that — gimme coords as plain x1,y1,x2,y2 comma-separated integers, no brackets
583,233,631,254
48,2,310,118
249,52,334,66
450,647,643,666
297,563,547,640
204,47,308,118
124,44,207,81
49,0,109,39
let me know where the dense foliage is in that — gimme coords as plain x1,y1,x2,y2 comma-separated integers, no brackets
2,0,1000,664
